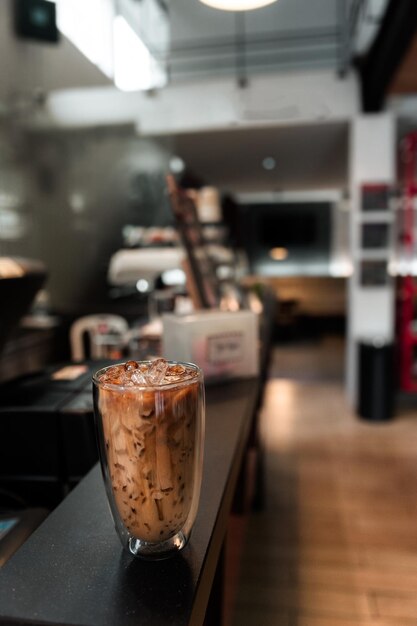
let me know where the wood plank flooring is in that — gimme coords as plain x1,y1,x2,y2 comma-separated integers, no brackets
231,336,417,626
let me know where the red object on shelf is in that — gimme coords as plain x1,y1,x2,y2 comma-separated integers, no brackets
397,132,417,392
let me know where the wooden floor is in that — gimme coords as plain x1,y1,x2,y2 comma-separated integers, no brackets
231,336,417,626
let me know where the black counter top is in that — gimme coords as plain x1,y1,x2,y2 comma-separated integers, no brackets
0,378,259,626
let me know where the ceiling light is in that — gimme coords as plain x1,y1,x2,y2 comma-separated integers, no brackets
169,156,186,174
199,0,278,11
262,157,276,170
57,0,114,79
114,16,167,92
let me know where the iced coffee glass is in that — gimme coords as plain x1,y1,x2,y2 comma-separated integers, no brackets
93,359,205,559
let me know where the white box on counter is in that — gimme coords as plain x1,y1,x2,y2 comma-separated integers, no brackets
162,309,259,381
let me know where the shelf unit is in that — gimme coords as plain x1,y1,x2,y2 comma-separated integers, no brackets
397,131,417,392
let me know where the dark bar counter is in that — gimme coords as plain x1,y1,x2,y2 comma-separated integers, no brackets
0,378,260,626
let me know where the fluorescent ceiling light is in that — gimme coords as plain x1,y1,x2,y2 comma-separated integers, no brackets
113,15,167,92
57,0,114,78
199,0,278,10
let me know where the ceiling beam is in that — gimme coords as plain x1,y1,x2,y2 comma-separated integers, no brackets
357,0,417,112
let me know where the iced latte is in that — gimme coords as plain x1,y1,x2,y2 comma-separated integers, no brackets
93,359,205,558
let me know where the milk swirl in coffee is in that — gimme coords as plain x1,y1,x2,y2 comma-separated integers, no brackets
97,359,200,543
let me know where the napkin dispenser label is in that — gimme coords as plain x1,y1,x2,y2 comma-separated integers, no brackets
207,332,244,364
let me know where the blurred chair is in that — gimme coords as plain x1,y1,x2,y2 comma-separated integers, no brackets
70,314,129,361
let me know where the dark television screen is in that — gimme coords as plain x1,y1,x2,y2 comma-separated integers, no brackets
239,201,332,274
260,213,317,247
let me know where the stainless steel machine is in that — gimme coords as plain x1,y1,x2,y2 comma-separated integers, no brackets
0,257,49,566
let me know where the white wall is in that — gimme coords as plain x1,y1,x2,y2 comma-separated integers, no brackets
347,113,396,407
39,69,359,132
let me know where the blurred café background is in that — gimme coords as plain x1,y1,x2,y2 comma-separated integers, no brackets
2,0,417,624
0,0,405,380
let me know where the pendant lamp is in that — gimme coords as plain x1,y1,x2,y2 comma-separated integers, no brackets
199,0,278,11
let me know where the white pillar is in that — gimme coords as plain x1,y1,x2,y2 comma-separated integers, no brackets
347,113,396,408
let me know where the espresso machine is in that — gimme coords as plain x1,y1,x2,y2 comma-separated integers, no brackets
0,258,103,512
0,258,50,564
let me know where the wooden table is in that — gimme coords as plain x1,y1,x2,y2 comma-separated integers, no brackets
0,378,260,626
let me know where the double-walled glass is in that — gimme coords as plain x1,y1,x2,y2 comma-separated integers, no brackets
93,361,205,559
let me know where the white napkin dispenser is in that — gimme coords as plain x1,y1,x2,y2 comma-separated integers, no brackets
162,310,259,381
